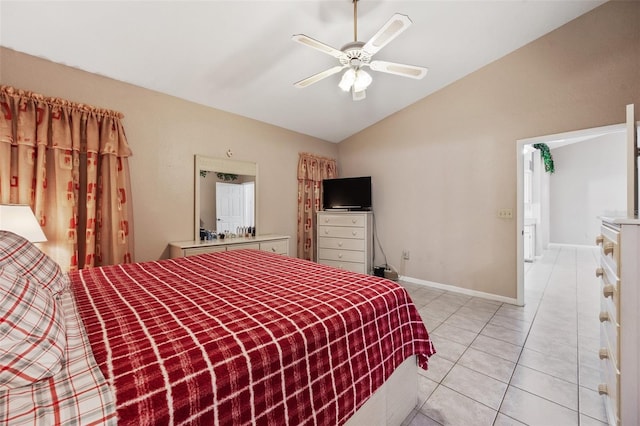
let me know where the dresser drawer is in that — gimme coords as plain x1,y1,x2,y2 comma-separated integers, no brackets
318,248,365,263
600,354,620,426
598,224,620,275
183,245,226,257
319,226,365,239
599,267,619,319
226,243,260,251
317,237,365,251
318,213,366,227
320,259,366,274
259,239,288,255
599,318,619,370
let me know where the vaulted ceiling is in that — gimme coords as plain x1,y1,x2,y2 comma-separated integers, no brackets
0,1,605,142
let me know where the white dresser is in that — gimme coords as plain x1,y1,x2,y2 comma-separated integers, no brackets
169,235,289,258
596,218,640,426
317,211,373,274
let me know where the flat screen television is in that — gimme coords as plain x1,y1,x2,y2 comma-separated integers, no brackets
322,176,372,211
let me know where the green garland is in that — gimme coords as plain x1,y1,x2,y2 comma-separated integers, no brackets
199,170,238,181
533,143,555,174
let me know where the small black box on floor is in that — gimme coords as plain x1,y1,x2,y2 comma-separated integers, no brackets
373,266,385,277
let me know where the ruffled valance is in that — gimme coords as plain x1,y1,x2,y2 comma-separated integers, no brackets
0,85,132,157
297,152,337,182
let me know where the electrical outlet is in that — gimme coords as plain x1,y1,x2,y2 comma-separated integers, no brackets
402,250,410,260
498,208,513,219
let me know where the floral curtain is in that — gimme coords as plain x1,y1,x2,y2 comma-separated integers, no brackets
297,152,337,261
0,85,134,271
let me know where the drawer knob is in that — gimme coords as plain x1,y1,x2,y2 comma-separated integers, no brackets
598,384,608,396
352,219,357,224
603,284,615,298
595,235,604,246
599,312,610,322
338,254,343,259
603,242,614,256
352,231,357,236
599,348,609,360
325,230,329,234
325,218,329,223
271,247,276,252
338,242,343,247
595,268,604,278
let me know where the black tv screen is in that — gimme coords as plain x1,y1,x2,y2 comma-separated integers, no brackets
322,176,372,211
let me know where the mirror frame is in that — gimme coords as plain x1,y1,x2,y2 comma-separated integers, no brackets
194,155,258,241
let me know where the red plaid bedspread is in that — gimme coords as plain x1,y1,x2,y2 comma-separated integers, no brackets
70,250,434,425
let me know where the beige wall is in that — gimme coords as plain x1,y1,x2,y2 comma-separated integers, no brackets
1,1,638,300
0,47,338,262
338,1,640,298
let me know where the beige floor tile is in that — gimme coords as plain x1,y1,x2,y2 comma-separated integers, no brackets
417,375,439,407
480,323,528,346
578,386,607,423
442,364,507,410
404,411,443,426
579,414,607,426
509,365,578,410
488,314,531,333
400,246,602,426
500,386,579,426
419,385,497,426
428,335,467,363
442,313,487,334
493,413,527,426
470,334,522,363
457,348,516,383
431,323,478,346
421,355,454,383
517,347,578,384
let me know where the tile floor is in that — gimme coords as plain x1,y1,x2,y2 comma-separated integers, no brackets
400,245,607,426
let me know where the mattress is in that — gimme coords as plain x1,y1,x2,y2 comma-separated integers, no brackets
71,249,434,425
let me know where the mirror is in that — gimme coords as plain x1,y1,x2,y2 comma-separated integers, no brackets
194,155,258,241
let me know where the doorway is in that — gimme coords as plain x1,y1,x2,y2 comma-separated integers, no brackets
516,123,626,305
215,181,255,233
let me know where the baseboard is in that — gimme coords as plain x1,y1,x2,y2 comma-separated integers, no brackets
399,275,519,305
548,242,598,249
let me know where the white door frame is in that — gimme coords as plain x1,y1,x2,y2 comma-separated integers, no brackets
515,123,626,306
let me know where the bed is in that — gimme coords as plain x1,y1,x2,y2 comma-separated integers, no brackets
1,232,434,425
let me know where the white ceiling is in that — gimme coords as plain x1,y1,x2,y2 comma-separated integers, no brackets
0,0,605,143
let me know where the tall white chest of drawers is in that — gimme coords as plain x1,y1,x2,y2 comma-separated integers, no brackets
317,211,373,274
596,218,640,426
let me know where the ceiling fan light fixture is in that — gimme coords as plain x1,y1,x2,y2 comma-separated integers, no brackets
339,68,356,91
353,69,372,92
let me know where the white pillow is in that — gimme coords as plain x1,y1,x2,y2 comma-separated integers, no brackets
0,267,67,389
0,230,68,296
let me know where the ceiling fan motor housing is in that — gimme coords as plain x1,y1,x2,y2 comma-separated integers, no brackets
339,41,371,68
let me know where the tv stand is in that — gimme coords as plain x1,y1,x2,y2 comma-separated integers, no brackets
316,211,373,274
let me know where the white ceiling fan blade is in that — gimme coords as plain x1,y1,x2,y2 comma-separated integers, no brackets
369,60,428,79
294,65,346,88
352,89,366,101
362,13,412,56
292,34,345,59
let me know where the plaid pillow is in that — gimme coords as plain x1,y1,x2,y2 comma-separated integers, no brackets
0,267,67,389
0,231,68,297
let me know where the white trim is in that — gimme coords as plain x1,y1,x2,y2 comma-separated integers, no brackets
400,276,518,305
515,123,626,308
548,242,598,249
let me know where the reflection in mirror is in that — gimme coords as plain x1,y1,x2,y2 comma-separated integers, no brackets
194,155,257,241
200,173,255,232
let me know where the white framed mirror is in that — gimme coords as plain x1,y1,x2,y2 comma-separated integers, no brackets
194,155,258,241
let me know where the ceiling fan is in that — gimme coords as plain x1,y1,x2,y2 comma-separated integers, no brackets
292,0,428,101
